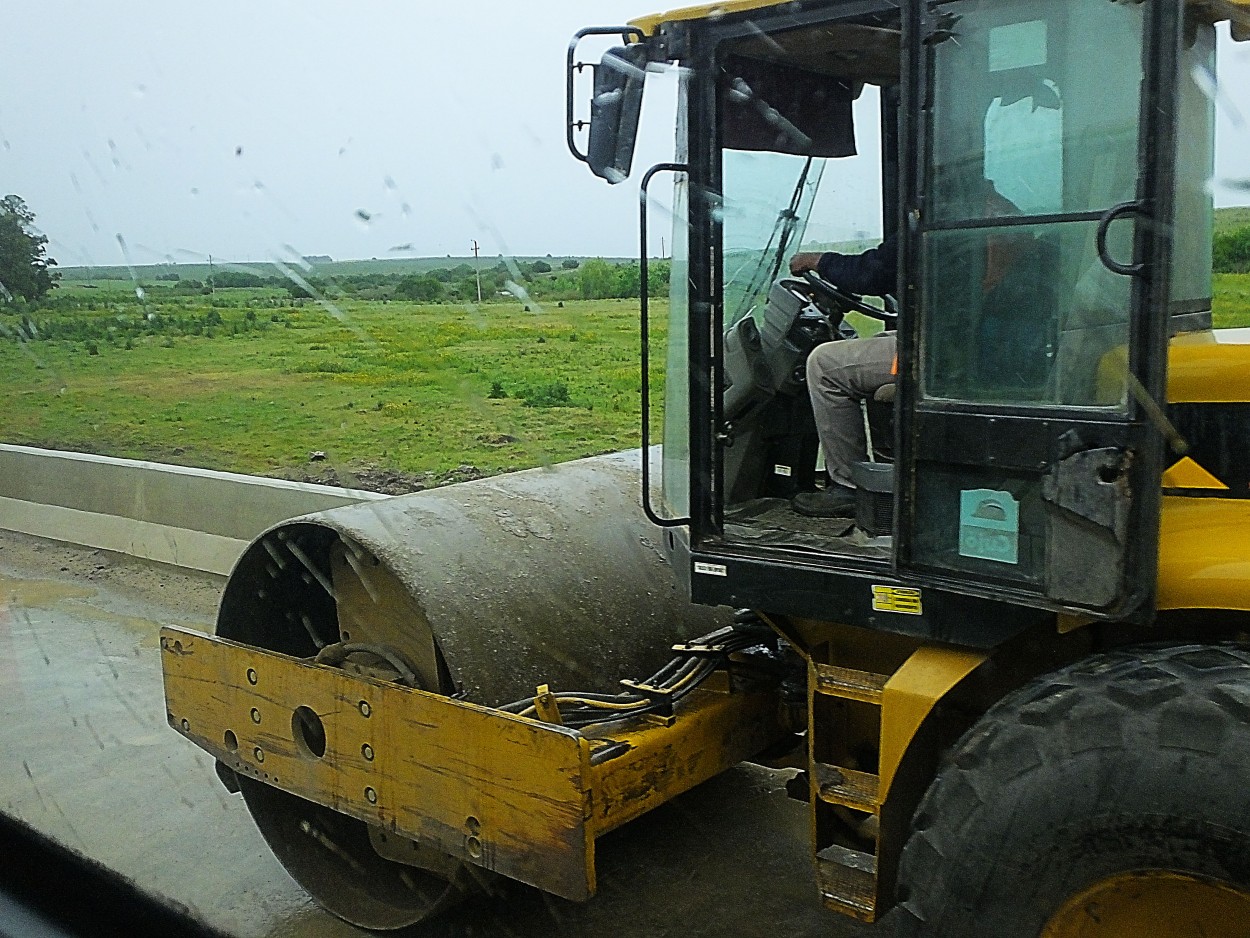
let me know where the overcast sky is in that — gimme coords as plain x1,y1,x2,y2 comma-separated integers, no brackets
2,2,1247,268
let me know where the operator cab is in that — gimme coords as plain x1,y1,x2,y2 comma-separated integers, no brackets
713,18,901,555
570,0,1222,642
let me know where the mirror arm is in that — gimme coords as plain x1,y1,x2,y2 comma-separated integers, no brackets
566,26,646,164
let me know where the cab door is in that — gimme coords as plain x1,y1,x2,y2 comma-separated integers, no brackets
895,0,1185,618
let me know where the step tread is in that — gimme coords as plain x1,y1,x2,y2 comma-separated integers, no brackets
816,844,877,920
813,663,890,703
813,762,880,811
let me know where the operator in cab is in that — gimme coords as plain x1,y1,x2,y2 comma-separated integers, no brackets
788,184,1025,520
787,236,898,519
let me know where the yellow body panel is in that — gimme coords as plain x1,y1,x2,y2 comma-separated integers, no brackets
587,671,785,834
160,626,784,902
1168,329,1250,403
878,646,987,797
1162,456,1229,491
630,0,793,35
1157,496,1250,612
631,0,1250,37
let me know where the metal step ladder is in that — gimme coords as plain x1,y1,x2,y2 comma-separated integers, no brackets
809,661,890,921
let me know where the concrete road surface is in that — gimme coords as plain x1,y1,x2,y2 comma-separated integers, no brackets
0,530,881,938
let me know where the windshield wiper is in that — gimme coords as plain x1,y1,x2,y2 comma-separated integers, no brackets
729,155,814,324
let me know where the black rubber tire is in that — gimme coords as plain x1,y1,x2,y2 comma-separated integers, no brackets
890,643,1250,937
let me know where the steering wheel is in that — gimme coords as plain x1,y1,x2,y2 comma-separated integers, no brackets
801,270,898,329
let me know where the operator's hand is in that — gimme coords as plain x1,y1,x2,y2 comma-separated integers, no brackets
789,252,824,276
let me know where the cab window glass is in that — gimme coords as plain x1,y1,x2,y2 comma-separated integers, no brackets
922,0,1146,408
983,78,1063,216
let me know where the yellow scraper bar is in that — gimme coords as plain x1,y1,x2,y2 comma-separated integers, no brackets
161,625,787,902
160,626,598,901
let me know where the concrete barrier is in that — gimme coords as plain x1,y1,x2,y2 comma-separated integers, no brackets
0,444,386,575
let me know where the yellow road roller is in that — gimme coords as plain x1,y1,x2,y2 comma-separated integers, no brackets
163,1,1250,934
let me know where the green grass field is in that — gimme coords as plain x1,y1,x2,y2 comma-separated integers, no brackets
4,273,1250,490
1214,273,1250,327
1,285,668,487
1216,205,1250,235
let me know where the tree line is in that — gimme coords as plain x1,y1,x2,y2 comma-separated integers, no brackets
156,256,672,304
0,194,673,308
6,189,1245,310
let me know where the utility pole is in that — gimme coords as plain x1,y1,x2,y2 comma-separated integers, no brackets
471,239,482,304
208,254,214,292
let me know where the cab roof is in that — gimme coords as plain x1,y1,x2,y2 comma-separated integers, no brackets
629,0,795,36
629,0,1250,40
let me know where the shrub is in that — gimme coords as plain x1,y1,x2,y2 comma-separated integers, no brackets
1214,226,1250,274
395,274,444,302
214,271,266,288
521,381,573,408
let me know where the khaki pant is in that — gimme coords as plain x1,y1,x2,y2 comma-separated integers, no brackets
806,333,896,488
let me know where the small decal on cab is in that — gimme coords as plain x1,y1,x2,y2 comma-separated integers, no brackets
872,584,923,615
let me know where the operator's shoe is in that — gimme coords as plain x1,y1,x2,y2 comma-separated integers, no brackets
792,486,857,518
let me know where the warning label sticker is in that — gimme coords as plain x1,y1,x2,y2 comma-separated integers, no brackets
872,585,923,616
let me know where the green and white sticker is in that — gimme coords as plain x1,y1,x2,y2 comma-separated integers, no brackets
958,489,1020,565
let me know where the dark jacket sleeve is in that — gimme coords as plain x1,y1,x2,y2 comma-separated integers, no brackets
815,234,898,297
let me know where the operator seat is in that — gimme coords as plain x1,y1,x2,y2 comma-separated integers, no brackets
851,382,896,535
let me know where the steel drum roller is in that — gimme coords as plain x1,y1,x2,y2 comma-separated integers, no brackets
212,450,731,929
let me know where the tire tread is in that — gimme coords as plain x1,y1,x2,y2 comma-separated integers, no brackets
889,643,1250,937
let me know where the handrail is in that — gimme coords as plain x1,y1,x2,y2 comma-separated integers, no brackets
639,162,690,527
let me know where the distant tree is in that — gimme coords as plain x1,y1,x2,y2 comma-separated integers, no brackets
214,270,266,288
578,259,619,299
395,274,444,302
530,260,552,274
0,195,58,304
561,258,580,270
1214,226,1250,274
287,278,324,299
616,263,641,298
575,258,662,299
646,259,672,297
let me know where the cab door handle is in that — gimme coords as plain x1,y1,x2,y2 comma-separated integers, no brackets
1095,201,1147,278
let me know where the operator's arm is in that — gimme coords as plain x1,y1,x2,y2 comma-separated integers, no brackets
789,234,898,298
